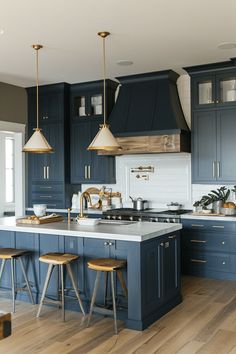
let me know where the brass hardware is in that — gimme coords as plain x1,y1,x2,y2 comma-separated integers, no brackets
67,208,71,224
190,259,207,263
79,191,92,219
32,44,43,50
190,239,206,243
46,166,49,179
84,165,87,179
43,166,46,179
98,31,110,38
212,225,225,229
88,165,91,179
191,224,204,227
217,161,220,178
213,161,216,178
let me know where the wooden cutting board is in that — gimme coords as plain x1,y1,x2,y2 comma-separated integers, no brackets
16,215,64,225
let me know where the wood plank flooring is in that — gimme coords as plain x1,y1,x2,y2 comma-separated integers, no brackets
1,276,236,353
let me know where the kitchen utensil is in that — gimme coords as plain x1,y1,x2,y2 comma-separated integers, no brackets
167,202,182,211
129,196,148,210
33,204,47,217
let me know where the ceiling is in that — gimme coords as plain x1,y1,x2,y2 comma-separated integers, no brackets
1,0,236,87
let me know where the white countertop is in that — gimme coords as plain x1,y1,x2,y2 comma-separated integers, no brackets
0,217,182,242
181,213,236,222
26,208,103,215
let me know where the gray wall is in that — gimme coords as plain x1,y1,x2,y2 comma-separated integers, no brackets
0,82,27,124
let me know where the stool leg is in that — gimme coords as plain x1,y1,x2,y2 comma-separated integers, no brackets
117,270,128,298
111,271,118,335
18,257,35,305
60,264,65,322
10,258,16,313
0,259,6,284
87,271,101,327
37,264,54,318
66,263,85,316
104,271,108,307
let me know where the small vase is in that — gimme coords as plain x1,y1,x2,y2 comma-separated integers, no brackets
212,201,223,214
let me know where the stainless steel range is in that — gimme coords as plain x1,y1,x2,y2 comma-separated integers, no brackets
102,208,191,223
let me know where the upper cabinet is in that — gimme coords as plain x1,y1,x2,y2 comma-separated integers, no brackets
70,80,118,184
185,60,236,184
26,83,74,209
193,70,236,109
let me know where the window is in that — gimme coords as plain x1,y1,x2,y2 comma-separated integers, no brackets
5,137,14,203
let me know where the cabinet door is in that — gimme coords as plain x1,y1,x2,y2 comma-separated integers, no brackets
38,234,59,297
39,92,64,125
45,123,64,181
162,234,180,302
216,71,236,107
192,110,217,183
70,121,91,183
192,75,216,109
217,108,236,182
0,231,15,289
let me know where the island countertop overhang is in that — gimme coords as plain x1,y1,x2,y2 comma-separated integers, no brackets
0,217,182,242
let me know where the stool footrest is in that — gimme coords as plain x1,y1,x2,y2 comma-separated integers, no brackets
42,298,61,306
92,306,113,316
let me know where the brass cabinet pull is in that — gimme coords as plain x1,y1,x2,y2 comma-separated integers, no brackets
191,224,204,227
85,165,87,179
217,161,220,178
47,166,49,179
43,166,46,179
88,165,91,179
212,225,225,229
190,259,207,263
190,239,206,243
213,161,216,179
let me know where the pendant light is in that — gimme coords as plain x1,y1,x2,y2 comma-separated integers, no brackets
23,45,53,153
87,32,121,151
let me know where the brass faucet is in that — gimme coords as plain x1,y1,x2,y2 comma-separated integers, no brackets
79,191,92,219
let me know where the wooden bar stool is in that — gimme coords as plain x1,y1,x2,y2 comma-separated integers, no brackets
0,248,35,312
37,253,85,321
87,258,128,335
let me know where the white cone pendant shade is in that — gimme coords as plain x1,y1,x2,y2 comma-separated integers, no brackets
23,44,53,153
23,128,53,153
87,32,121,151
88,124,121,150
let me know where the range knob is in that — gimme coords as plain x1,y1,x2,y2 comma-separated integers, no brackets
118,216,122,220
106,215,111,219
129,216,133,221
155,218,159,222
112,216,117,220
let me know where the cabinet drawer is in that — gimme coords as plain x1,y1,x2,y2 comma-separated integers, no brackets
182,219,236,233
182,233,230,252
184,252,231,272
31,193,64,209
32,183,64,193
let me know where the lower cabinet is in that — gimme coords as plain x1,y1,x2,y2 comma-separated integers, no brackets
182,219,236,280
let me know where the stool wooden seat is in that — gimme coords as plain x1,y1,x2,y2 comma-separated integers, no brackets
37,252,85,321
0,248,29,259
0,248,35,312
87,258,128,334
39,253,78,265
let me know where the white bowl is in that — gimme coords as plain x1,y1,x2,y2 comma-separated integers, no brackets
76,218,100,226
33,204,47,217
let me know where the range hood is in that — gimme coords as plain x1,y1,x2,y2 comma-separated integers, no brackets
99,70,190,155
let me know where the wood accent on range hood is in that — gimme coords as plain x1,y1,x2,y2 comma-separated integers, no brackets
98,131,190,155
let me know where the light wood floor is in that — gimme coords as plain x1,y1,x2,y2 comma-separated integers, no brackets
1,276,236,353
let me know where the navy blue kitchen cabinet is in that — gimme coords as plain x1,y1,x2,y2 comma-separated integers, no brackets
70,80,118,184
181,219,236,280
185,60,236,184
26,83,75,208
0,231,15,290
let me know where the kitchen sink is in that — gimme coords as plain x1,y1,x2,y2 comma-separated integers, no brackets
99,220,138,225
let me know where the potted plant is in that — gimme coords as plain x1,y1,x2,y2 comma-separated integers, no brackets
199,186,230,213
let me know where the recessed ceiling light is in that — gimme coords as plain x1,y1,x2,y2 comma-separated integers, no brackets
217,42,236,50
117,60,133,66
0,29,4,35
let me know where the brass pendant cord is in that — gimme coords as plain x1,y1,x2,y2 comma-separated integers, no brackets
102,35,106,125
36,47,39,129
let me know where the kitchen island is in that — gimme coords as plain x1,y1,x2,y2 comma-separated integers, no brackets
0,217,182,330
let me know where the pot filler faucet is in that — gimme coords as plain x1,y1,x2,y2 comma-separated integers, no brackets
78,187,101,219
